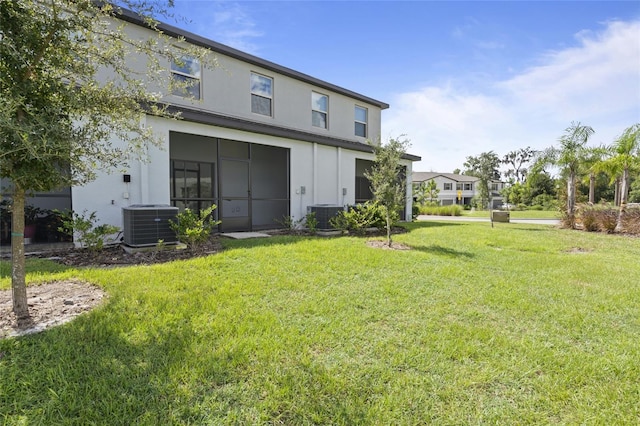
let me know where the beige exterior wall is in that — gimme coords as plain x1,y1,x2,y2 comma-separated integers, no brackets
114,22,383,145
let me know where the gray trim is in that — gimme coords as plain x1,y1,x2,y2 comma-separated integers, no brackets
115,8,389,110
165,105,421,161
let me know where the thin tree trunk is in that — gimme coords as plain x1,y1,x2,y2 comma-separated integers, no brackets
567,171,576,228
11,186,30,319
386,210,392,247
615,168,629,233
589,173,595,204
614,178,620,206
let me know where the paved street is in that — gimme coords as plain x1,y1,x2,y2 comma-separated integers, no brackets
416,215,561,226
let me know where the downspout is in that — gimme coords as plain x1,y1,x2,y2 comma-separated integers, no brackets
312,143,318,205
337,147,342,205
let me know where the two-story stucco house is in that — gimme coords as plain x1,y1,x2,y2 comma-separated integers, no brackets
1,8,420,241
413,172,504,208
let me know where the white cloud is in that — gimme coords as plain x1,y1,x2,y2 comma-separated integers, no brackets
209,3,263,53
385,20,640,175
174,1,263,54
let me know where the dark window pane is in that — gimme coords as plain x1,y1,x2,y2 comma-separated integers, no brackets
251,94,272,116
171,74,201,99
220,139,249,159
312,110,327,128
355,122,366,137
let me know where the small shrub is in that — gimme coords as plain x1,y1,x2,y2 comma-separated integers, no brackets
169,205,220,249
304,212,318,234
57,209,120,251
418,205,462,216
621,207,640,235
276,215,295,230
577,204,618,234
579,205,599,232
330,202,385,235
598,209,617,233
412,205,420,221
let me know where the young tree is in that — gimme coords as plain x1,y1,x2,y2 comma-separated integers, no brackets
0,0,213,319
425,179,439,203
413,181,428,205
365,136,410,247
541,122,594,227
463,151,501,209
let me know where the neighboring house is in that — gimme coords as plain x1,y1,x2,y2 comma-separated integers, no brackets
1,8,420,239
412,172,504,208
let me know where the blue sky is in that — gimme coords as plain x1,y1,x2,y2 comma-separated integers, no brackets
170,0,640,174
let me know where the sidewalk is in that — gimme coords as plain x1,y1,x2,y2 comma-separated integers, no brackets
416,215,560,226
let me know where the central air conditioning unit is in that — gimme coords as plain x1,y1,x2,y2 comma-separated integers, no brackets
122,205,179,247
306,204,345,230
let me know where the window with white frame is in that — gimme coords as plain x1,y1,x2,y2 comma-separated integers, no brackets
312,92,328,129
444,182,453,191
456,183,463,191
491,182,500,191
355,106,367,137
464,183,473,191
251,73,273,116
171,55,201,99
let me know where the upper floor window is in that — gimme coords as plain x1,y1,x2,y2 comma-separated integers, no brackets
355,106,367,137
456,183,463,191
312,92,328,129
443,182,453,191
171,55,201,99
464,183,473,191
491,183,500,191
251,73,273,116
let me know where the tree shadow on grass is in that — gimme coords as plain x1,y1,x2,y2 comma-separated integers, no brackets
0,258,73,279
410,244,475,259
401,221,466,231
0,293,371,424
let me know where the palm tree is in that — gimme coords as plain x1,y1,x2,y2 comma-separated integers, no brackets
542,122,595,227
580,145,609,204
601,124,640,232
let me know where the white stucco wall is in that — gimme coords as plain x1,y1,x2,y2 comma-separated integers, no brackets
72,115,413,230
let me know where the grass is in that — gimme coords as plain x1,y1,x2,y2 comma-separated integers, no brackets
1,222,639,424
461,209,560,219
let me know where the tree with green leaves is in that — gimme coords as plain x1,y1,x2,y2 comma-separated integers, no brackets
580,145,609,204
600,123,640,231
0,0,213,319
463,151,501,209
425,179,439,203
365,136,410,247
541,122,595,227
414,179,439,205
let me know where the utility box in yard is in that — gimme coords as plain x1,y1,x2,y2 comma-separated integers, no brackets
491,210,510,223
123,205,179,247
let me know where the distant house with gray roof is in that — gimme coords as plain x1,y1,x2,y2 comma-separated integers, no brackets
412,172,505,208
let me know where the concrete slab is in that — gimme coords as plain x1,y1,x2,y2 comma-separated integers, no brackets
221,232,271,240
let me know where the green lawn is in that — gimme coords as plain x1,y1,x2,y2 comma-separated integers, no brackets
462,209,560,219
1,222,639,424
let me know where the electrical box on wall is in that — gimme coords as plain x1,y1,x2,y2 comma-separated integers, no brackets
300,186,306,195
123,174,131,183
